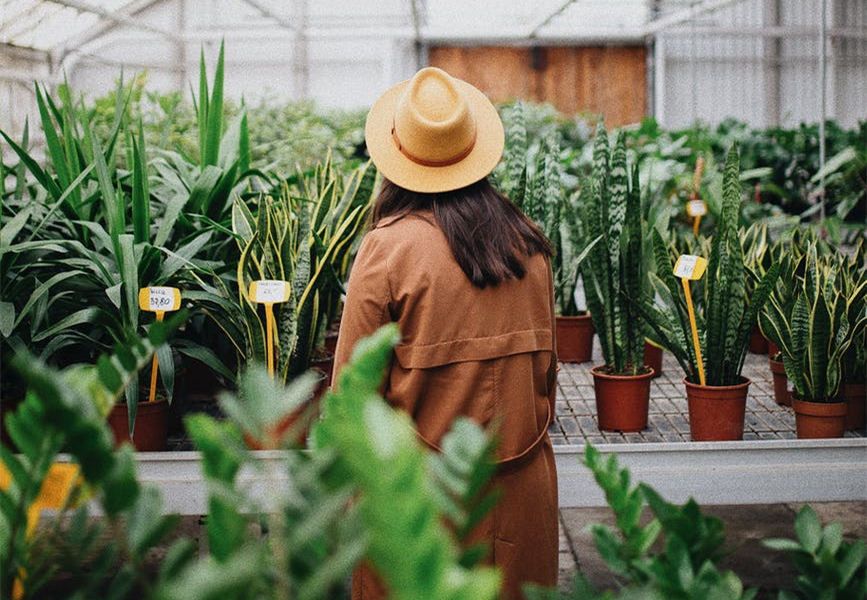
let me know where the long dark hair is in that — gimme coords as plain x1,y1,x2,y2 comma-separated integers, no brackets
372,178,553,288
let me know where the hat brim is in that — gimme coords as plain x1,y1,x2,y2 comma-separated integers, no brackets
365,77,505,194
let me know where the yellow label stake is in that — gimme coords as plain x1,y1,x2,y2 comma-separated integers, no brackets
249,280,291,378
674,255,708,386
139,287,181,402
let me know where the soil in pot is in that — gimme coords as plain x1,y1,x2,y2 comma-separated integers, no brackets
643,342,663,379
591,365,654,432
684,377,750,441
791,396,848,439
842,382,865,431
768,358,791,406
108,397,170,452
556,314,594,363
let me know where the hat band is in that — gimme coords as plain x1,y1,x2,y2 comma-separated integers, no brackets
391,123,476,168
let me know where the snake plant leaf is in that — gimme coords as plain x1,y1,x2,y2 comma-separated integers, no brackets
789,294,810,397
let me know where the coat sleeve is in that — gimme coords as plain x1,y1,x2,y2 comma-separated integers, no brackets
332,230,394,390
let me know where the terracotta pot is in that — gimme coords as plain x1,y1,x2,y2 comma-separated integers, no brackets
108,398,170,452
556,314,594,363
792,397,847,439
245,370,328,450
768,358,791,406
842,382,866,431
684,377,750,441
748,326,768,354
643,341,663,379
591,365,654,432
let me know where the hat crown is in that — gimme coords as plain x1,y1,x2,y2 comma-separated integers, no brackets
393,67,476,164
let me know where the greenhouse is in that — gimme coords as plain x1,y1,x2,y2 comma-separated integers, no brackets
1,1,866,599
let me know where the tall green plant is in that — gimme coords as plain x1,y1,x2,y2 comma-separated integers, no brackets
637,147,781,385
497,102,597,317
578,125,646,375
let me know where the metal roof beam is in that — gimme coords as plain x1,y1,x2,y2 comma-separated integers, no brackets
643,0,745,37
527,0,578,39
237,0,298,33
48,0,181,42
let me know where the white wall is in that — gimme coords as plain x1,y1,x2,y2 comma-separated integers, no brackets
654,0,867,129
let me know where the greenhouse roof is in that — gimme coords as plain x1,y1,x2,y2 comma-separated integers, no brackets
0,0,750,55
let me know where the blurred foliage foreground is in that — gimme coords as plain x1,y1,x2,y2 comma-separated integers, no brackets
1,324,864,600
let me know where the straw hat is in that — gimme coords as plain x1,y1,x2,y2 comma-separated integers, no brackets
365,67,505,193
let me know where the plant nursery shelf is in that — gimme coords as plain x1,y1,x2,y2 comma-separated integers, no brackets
60,438,866,516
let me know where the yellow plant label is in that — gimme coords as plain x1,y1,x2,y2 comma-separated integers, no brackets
138,287,181,312
674,255,708,280
250,280,291,304
686,199,707,217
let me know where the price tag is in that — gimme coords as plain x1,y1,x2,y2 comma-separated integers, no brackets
250,280,291,304
686,199,707,217
138,287,181,312
674,255,708,280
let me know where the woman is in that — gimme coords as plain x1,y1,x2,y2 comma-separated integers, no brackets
333,67,559,600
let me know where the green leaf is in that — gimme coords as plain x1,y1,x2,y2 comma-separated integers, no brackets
794,505,822,554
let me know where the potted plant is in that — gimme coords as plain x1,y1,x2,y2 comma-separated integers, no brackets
636,146,780,441
577,125,653,432
840,241,866,431
759,243,856,439
497,102,596,363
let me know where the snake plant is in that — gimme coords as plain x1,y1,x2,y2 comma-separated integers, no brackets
636,146,780,386
577,124,646,375
498,103,571,314
760,241,864,402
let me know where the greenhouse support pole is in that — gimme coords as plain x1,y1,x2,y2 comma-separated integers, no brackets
175,0,186,91
818,0,827,223
652,35,666,126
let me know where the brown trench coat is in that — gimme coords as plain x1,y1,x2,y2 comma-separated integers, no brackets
332,211,559,600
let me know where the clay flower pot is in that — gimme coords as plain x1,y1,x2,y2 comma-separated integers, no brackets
556,314,594,363
791,396,847,439
684,377,750,441
748,326,768,354
643,341,663,379
843,382,866,431
591,365,654,432
768,357,791,406
108,398,170,452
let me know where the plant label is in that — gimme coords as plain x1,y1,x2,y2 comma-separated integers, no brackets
250,280,291,304
674,255,708,280
138,287,181,312
686,200,707,217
